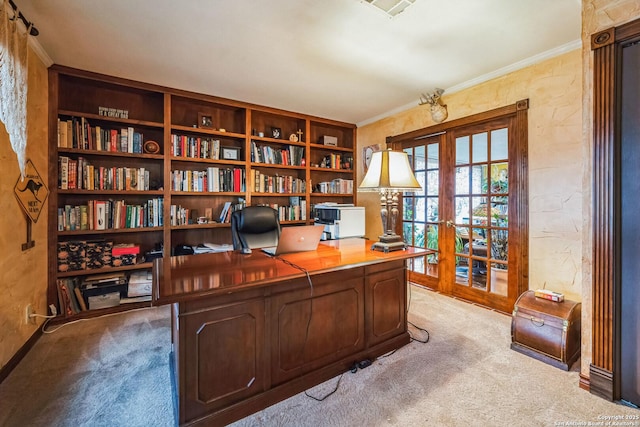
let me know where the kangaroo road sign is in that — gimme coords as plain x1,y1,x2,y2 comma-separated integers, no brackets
14,159,49,223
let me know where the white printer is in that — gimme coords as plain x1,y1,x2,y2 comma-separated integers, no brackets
313,203,365,240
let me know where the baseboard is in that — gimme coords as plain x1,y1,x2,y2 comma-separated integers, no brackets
579,373,590,392
589,364,615,401
0,326,42,384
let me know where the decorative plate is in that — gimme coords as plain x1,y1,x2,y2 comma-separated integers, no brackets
143,140,160,154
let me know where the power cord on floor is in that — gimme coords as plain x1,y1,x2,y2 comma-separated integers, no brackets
41,305,157,334
407,282,430,344
304,373,344,401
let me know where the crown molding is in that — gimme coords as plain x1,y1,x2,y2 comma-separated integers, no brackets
28,37,53,67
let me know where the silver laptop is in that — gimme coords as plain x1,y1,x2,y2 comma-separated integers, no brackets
262,225,324,256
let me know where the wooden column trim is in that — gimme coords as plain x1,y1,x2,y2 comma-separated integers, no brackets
589,23,622,401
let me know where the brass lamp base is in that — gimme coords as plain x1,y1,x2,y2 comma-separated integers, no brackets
371,234,407,252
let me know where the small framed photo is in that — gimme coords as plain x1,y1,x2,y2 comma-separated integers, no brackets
198,113,214,129
271,127,282,139
221,146,241,160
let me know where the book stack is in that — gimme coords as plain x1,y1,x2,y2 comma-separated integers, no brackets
80,272,128,310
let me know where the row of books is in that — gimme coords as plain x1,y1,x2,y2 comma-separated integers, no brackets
256,198,307,221
250,169,306,194
250,141,304,166
57,198,164,231
57,117,145,153
171,134,221,159
314,178,354,194
57,271,152,316
170,167,245,193
59,156,151,191
319,153,353,170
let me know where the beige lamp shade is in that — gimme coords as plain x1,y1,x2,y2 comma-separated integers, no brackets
359,150,421,191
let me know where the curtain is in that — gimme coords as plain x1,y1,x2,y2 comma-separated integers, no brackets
0,0,29,179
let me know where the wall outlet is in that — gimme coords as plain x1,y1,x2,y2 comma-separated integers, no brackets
25,304,35,325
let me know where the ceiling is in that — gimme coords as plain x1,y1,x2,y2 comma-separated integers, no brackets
18,0,581,125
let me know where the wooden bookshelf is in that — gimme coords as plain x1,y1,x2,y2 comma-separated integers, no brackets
48,65,356,321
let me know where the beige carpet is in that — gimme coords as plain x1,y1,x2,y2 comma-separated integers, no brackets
0,285,637,427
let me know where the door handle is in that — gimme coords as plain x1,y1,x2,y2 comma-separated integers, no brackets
445,220,455,228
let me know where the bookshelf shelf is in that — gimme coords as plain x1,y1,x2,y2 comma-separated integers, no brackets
58,109,164,129
49,65,356,321
56,262,154,278
308,143,353,152
171,124,245,140
309,167,354,173
170,223,230,230
58,227,163,236
251,192,307,197
57,148,164,160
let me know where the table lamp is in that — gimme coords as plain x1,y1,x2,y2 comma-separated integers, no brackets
359,149,422,252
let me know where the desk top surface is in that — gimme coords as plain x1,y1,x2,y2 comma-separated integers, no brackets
152,238,428,305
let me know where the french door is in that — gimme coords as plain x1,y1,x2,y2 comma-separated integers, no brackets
395,103,528,313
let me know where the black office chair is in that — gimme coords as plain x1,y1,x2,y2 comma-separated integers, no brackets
230,206,281,250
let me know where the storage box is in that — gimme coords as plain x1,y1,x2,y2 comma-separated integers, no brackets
321,135,338,146
87,292,121,310
511,290,581,370
111,244,140,267
85,241,113,269
57,241,87,272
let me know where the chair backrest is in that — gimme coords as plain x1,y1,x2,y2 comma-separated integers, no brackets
231,206,281,250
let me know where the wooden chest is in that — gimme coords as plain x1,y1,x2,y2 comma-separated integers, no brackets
511,290,581,370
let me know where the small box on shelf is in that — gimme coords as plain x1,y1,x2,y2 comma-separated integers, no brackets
57,241,87,272
85,241,113,269
111,244,140,267
321,135,338,146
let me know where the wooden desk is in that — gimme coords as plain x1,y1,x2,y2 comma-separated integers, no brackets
153,238,427,426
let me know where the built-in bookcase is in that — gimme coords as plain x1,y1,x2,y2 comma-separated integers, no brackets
48,65,356,320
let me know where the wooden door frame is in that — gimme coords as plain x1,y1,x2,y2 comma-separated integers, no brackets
589,17,640,401
388,100,529,313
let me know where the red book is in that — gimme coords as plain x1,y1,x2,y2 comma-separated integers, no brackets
110,129,118,152
234,168,241,192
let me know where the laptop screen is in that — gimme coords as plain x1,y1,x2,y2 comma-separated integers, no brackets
262,225,324,255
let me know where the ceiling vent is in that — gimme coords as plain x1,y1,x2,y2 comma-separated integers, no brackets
362,0,417,17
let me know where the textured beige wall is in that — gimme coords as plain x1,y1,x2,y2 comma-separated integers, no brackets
358,49,584,300
0,46,49,369
580,0,640,385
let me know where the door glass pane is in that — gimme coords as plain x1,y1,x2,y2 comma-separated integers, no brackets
491,196,508,227
456,136,470,164
426,197,439,221
491,128,508,161
415,171,426,196
415,198,426,222
403,222,414,245
414,222,426,247
427,143,439,169
491,162,508,194
455,166,470,195
403,196,414,221
426,170,438,196
472,132,488,163
414,146,426,170
413,256,425,274
490,229,508,266
455,196,469,226
471,165,488,195
425,224,438,251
